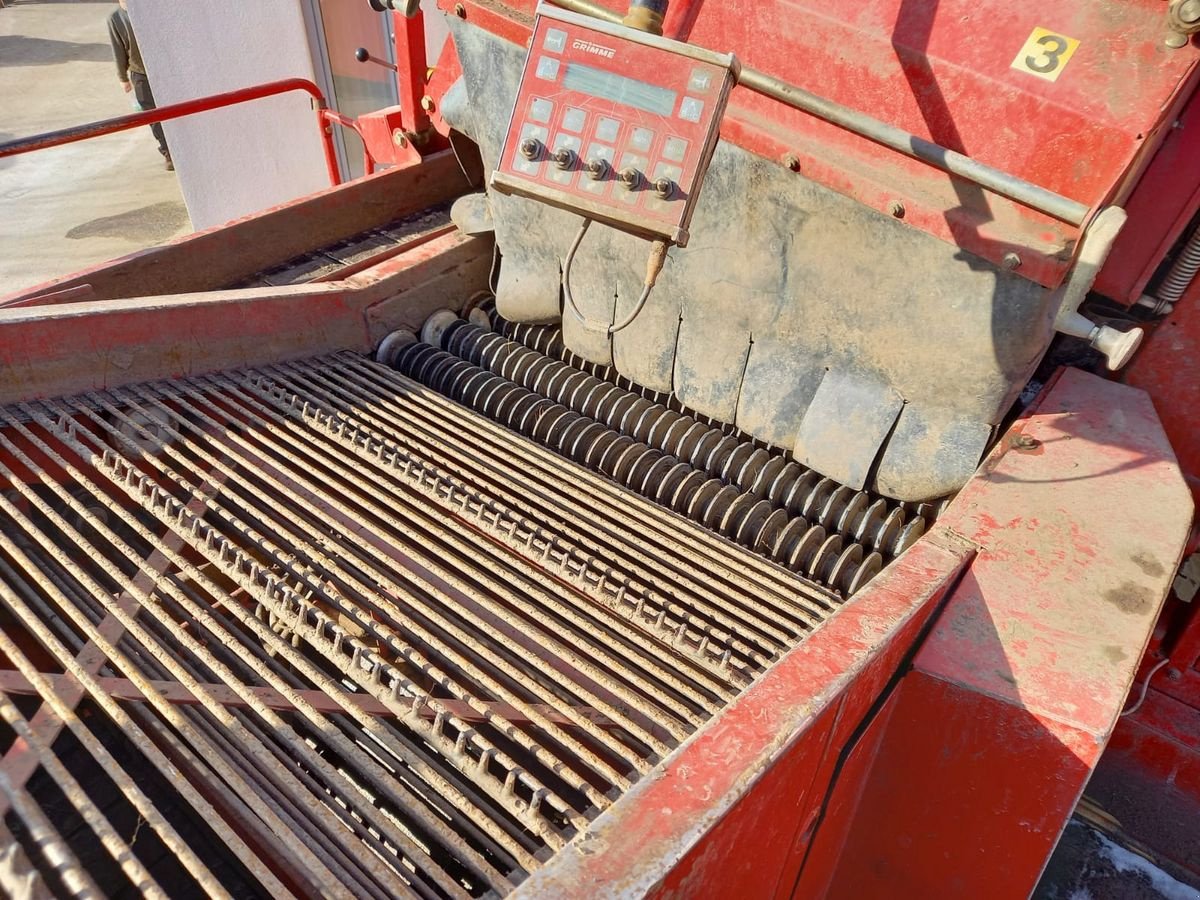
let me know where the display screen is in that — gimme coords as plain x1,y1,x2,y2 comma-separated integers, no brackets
562,62,678,116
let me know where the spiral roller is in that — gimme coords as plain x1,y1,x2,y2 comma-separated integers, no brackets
486,305,741,435
383,336,884,595
432,313,927,559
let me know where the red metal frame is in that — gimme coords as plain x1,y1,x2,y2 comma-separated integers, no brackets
0,79,346,188
394,8,435,137
1095,87,1200,305
436,0,1200,287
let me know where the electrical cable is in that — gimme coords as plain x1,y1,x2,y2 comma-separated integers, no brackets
1119,657,1171,718
562,218,669,336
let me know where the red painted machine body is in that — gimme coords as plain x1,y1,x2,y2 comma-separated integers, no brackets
3,0,1200,895
444,0,1200,286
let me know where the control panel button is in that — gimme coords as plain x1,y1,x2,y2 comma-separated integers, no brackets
662,136,688,162
644,161,685,214
585,157,611,180
520,137,544,160
616,153,648,204
562,107,586,134
529,97,553,124
513,123,549,175
630,128,654,151
688,68,714,93
580,143,616,196
536,57,560,82
547,133,582,185
544,27,567,53
679,96,705,122
596,117,620,143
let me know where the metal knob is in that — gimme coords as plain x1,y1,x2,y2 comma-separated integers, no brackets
553,147,577,170
585,157,610,180
519,138,544,161
618,167,643,190
653,177,676,199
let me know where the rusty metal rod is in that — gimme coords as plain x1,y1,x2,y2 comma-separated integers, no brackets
275,360,793,671
113,382,666,793
341,354,835,616
16,404,513,896
260,362,764,684
0,421,409,897
0,690,167,898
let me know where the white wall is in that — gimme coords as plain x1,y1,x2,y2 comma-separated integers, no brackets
132,0,331,230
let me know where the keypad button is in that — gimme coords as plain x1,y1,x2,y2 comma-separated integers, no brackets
616,152,648,205
596,117,620,143
580,143,616,196
536,56,560,81
662,136,688,162
514,123,549,175
679,96,705,122
544,27,567,53
547,133,582,185
562,107,586,133
529,98,553,124
631,128,654,151
688,68,714,93
645,162,685,215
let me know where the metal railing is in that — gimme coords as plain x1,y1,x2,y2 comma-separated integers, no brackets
0,78,355,187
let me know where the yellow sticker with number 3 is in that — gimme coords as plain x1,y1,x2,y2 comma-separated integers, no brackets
1011,27,1080,82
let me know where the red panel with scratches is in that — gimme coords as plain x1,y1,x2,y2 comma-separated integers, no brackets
439,0,1200,284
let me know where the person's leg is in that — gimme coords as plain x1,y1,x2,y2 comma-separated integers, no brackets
130,72,170,161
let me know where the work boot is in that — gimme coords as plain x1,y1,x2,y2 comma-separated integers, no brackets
164,152,174,172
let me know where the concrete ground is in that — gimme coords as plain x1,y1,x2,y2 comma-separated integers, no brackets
0,0,190,297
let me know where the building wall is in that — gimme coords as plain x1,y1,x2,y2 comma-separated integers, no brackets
131,0,331,231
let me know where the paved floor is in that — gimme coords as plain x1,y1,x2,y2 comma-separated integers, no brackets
0,0,190,297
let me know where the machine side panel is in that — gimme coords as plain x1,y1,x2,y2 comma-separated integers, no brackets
1094,88,1200,305
444,0,1200,285
823,672,1096,900
0,232,491,405
1085,688,1200,882
511,535,974,899
1124,273,1200,508
815,367,1193,897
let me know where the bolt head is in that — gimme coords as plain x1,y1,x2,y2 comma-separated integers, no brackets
1180,0,1200,23
454,2,466,16
1011,433,1041,451
889,201,905,219
519,137,541,160
420,95,435,113
1002,252,1022,270
782,154,801,172
1167,667,1183,682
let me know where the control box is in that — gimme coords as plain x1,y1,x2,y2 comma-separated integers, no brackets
490,3,739,247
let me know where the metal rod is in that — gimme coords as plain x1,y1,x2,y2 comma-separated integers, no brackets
0,78,343,188
548,0,1090,225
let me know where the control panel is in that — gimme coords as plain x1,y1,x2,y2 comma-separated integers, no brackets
490,4,739,247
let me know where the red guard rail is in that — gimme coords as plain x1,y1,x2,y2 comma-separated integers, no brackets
0,78,349,186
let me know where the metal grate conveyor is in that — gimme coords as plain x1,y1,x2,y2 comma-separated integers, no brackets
0,352,848,898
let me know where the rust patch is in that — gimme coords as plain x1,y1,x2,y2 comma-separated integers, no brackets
1129,551,1165,578
1102,581,1153,615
